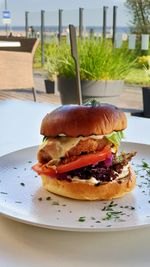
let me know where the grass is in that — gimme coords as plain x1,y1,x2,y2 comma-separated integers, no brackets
125,68,150,85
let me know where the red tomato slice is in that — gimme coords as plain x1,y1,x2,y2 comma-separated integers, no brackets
57,148,111,173
32,148,112,176
32,163,56,177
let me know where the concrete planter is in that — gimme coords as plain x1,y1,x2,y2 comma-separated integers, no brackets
57,77,78,104
57,76,124,104
81,80,124,101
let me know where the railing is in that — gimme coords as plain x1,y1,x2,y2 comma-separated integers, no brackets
0,7,148,66
25,7,123,65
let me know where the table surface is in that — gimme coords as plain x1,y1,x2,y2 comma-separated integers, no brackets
0,100,150,267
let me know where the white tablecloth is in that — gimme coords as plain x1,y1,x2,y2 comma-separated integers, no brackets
0,100,150,267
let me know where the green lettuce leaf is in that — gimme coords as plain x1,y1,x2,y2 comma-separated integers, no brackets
105,131,125,146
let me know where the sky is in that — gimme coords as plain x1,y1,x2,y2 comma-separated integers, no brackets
0,0,130,27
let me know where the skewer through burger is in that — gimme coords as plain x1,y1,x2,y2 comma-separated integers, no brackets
32,105,136,200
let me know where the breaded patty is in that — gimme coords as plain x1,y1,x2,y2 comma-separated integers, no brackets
38,137,111,164
67,138,109,157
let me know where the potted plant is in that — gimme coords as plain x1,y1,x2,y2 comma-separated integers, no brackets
34,43,59,94
44,58,57,94
45,39,135,104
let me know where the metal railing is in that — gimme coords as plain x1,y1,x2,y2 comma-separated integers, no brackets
25,7,120,65
22,7,150,66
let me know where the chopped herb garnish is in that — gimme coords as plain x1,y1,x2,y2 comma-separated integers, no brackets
120,205,135,210
102,201,118,211
102,211,124,221
78,216,86,222
52,201,59,205
46,196,51,201
147,170,150,176
15,201,22,204
20,182,25,186
38,197,42,201
102,201,127,221
142,161,149,169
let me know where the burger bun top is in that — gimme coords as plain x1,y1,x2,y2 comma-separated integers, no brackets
40,105,127,137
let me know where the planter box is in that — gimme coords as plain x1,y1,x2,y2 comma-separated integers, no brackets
44,80,55,94
57,77,124,104
82,80,124,98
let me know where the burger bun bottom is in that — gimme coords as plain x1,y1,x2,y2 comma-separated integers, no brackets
41,165,136,200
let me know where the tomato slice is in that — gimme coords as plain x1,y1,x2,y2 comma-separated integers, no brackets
32,148,112,176
32,163,56,177
57,148,111,173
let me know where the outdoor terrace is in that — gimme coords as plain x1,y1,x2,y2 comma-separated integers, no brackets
0,70,143,113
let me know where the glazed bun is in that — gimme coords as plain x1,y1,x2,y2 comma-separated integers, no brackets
41,165,136,200
40,105,127,137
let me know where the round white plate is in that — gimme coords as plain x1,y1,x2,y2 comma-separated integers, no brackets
0,142,150,232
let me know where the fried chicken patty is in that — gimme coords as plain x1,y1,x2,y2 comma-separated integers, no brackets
38,137,111,164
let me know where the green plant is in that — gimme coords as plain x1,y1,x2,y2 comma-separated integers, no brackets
44,39,136,81
44,58,58,81
143,59,150,83
125,68,149,85
137,55,150,68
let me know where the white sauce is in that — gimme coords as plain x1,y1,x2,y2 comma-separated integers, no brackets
72,176,100,185
39,134,104,160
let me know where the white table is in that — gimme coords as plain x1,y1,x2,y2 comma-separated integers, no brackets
0,100,150,267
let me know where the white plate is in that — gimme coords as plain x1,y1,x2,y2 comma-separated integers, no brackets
0,142,150,232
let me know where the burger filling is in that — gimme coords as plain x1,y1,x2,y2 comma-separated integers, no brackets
32,131,136,185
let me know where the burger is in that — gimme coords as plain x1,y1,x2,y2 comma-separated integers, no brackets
32,105,136,200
